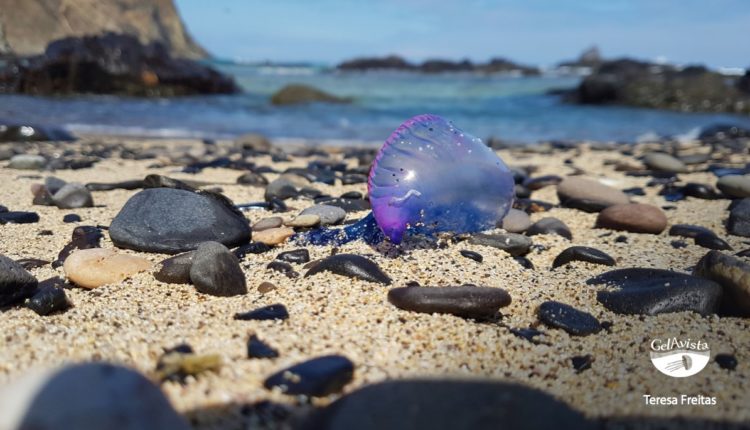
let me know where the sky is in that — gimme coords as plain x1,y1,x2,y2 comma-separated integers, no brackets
175,0,750,68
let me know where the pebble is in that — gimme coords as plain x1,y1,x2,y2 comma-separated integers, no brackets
388,286,511,319
671,240,688,249
552,246,615,269
285,214,320,228
300,204,347,226
189,242,247,296
537,301,602,336
154,251,194,284
305,254,391,284
500,208,532,233
26,283,71,315
526,217,572,240
263,355,354,396
693,250,750,316
63,248,152,289
109,188,251,254
315,197,371,213
233,242,272,258
694,232,732,250
341,173,367,184
267,260,299,278
339,191,362,199
0,363,190,430
236,171,268,186
588,268,722,315
0,211,39,224
258,281,277,294
235,304,289,321
253,227,295,246
51,182,94,209
15,258,49,270
264,176,301,201
523,174,562,191
0,254,38,307
276,249,310,264
556,176,629,212
8,154,46,170
668,224,714,238
717,175,750,198
715,353,738,371
459,250,483,263
252,217,283,232
515,256,535,270
53,225,103,267
468,233,532,256
62,213,81,223
247,334,279,359
727,198,750,237
595,203,667,234
571,355,594,373
300,380,593,430
683,182,722,200
643,152,688,173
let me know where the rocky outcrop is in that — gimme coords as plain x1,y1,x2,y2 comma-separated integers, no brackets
0,33,238,96
557,46,603,69
270,84,349,105
564,59,750,115
337,55,415,71
337,55,539,75
0,0,206,59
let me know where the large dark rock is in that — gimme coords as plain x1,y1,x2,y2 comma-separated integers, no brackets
337,55,415,71
109,188,251,254
0,33,239,97
566,59,750,114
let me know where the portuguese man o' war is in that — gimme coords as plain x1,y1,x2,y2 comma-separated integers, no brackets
298,114,515,245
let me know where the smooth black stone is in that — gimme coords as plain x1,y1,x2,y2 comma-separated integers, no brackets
658,184,684,202
615,235,628,243
0,254,38,307
693,250,750,316
468,233,532,257
668,224,714,238
459,250,483,263
26,284,71,315
267,260,299,278
305,254,391,284
727,198,750,237
508,327,544,342
15,258,50,270
52,226,103,268
527,217,572,240
715,353,738,371
537,301,601,336
154,251,194,284
315,197,371,213
523,175,562,191
0,211,39,224
694,232,732,250
190,242,247,296
233,242,272,258
552,246,615,269
571,355,593,373
85,180,144,191
683,183,722,199
736,249,750,257
339,191,362,200
62,214,81,223
299,380,594,430
276,249,310,264
671,240,688,249
588,268,722,316
515,256,535,270
109,188,251,254
622,187,646,196
247,335,279,359
264,355,354,396
235,304,289,321
388,286,511,319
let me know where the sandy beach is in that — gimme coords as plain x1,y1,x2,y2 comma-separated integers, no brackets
0,135,747,429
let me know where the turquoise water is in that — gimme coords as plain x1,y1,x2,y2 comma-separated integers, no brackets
1,62,750,144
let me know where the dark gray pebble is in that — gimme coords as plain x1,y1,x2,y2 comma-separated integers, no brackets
0,211,39,224
267,260,299,278
233,242,272,258
468,233,532,257
0,254,39,307
537,301,601,336
264,355,354,396
694,232,732,250
459,250,482,263
235,304,289,321
571,355,593,373
247,334,279,359
388,286,511,319
154,251,194,284
189,242,247,296
305,254,391,284
26,282,71,315
515,256,535,270
727,198,750,237
669,224,714,238
15,258,50,270
552,246,615,269
276,249,310,264
715,353,737,371
62,214,81,223
527,217,572,240
52,226,103,268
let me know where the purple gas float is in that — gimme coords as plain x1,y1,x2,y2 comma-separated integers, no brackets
298,114,515,245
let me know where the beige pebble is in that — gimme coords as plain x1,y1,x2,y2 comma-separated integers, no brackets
253,216,283,232
285,214,320,228
63,248,152,288
252,227,295,245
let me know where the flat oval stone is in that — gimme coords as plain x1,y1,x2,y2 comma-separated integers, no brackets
305,254,391,284
596,203,667,234
500,208,532,233
552,246,615,269
588,268,722,315
64,248,152,289
526,217,572,240
693,250,750,316
0,254,38,307
388,286,511,319
264,355,354,396
252,217,283,232
285,214,320,228
694,232,732,250
537,301,601,336
459,250,483,263
557,177,629,212
154,251,194,284
717,175,750,198
253,227,295,246
300,204,347,226
468,233,531,256
668,224,714,238
235,304,289,321
52,183,94,209
643,152,687,173
189,242,247,296
276,249,310,264
62,214,81,223
109,188,251,254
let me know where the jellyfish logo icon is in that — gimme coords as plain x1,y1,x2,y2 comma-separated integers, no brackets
650,338,710,378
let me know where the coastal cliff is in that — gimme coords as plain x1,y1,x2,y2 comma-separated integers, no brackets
0,0,206,59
